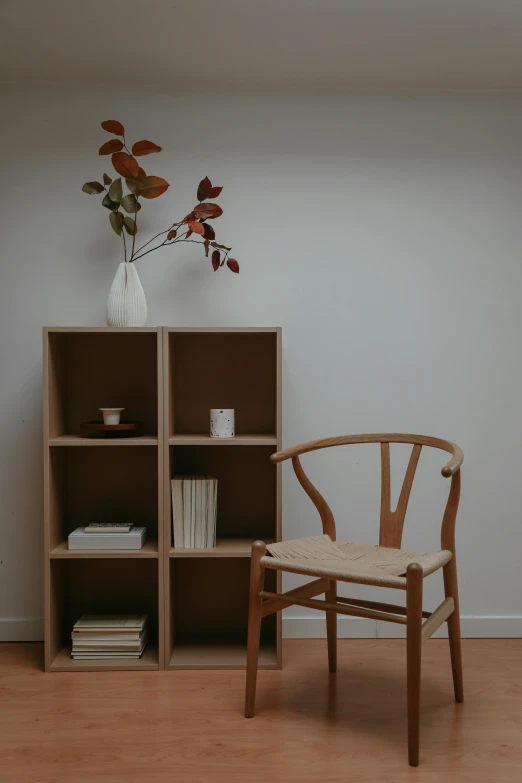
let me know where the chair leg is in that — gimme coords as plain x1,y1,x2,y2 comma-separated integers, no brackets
443,558,464,703
406,563,423,767
245,541,267,718
325,579,337,673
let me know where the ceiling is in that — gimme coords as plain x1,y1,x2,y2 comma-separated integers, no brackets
2,0,522,92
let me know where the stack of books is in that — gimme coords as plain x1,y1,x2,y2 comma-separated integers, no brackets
71,614,148,660
68,523,147,550
171,475,217,548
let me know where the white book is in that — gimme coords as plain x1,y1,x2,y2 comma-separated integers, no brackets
171,477,184,548
72,638,147,650
68,527,147,550
194,479,205,548
73,614,147,631
71,632,143,641
183,478,191,548
72,653,144,659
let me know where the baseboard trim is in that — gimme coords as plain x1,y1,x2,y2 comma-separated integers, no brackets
283,615,522,639
0,618,44,641
2,615,521,642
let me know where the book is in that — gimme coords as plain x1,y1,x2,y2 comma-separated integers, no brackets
172,476,217,549
171,477,184,547
73,614,147,631
85,523,134,533
71,614,148,660
68,527,147,550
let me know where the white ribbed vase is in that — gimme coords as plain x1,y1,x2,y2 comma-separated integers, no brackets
106,262,147,327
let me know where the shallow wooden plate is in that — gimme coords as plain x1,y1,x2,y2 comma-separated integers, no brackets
80,421,142,437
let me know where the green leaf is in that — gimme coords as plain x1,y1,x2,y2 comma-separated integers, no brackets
123,216,137,235
82,181,104,194
121,194,141,213
103,173,112,186
126,178,139,195
109,211,123,236
108,178,122,203
102,194,120,211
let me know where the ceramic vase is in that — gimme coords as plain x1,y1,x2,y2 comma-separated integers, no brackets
107,262,147,327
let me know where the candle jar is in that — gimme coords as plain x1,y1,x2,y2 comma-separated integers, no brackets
210,409,235,439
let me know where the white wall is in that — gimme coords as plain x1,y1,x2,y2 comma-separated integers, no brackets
1,85,522,640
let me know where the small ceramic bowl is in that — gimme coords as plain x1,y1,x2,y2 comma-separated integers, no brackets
99,407,125,425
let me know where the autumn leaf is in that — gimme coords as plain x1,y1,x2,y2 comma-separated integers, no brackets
103,173,113,185
187,220,205,236
108,177,122,203
227,258,239,273
132,140,162,156
167,229,177,240
82,181,104,194
112,152,139,178
212,249,221,271
136,167,147,181
123,216,137,235
209,185,223,198
204,239,210,257
197,176,212,201
186,229,193,239
138,176,169,199
99,139,124,155
109,211,123,235
202,223,215,240
194,202,223,220
210,241,231,251
101,120,125,136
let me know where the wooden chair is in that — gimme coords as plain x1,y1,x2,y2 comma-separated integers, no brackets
244,433,464,766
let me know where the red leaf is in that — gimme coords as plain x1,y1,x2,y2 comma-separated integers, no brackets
204,239,210,257
210,241,231,251
167,229,177,240
112,152,139,178
132,140,162,156
186,229,193,239
202,223,215,240
197,176,212,201
187,220,205,235
101,120,125,136
136,167,147,181
138,175,170,199
227,258,239,273
194,202,223,220
209,185,223,198
212,250,221,271
99,139,124,155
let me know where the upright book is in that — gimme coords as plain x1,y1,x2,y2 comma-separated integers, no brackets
171,475,217,548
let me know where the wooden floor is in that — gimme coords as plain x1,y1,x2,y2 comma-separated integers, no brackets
1,640,521,782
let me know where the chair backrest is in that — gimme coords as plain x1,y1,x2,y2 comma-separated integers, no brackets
270,434,463,552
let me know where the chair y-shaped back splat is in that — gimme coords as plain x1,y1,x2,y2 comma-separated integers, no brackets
379,442,422,549
271,433,464,551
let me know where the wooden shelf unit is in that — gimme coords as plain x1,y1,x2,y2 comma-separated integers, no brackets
43,328,164,672
163,327,282,670
43,327,281,672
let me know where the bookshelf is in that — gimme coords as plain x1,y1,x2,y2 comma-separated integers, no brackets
43,328,164,672
43,327,281,672
163,328,282,670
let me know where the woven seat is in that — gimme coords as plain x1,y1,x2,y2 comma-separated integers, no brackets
263,534,452,589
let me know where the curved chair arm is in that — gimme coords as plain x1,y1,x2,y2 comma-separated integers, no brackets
271,433,463,479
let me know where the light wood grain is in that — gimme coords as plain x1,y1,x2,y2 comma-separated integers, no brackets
50,539,159,558
421,597,454,643
406,562,423,766
168,434,277,445
1,640,521,782
49,434,158,446
169,537,275,558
